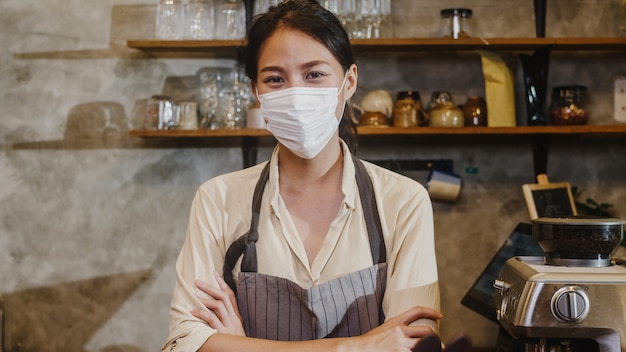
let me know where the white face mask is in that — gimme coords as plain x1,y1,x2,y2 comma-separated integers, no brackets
257,77,347,159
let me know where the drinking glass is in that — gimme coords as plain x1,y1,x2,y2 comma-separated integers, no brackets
621,0,626,31
184,0,215,39
144,95,176,130
178,101,199,130
144,96,161,130
379,0,392,38
324,0,359,39
156,0,184,39
253,0,281,16
359,0,391,39
215,0,246,39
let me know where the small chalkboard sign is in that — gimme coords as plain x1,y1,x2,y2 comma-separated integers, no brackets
522,174,577,219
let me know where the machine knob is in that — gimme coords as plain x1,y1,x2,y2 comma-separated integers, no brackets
493,279,507,292
551,286,590,322
493,280,510,320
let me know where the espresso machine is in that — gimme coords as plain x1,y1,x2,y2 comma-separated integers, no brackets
493,216,626,352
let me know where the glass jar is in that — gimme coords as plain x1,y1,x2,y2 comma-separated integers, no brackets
463,96,487,126
549,85,589,125
440,8,472,39
216,90,246,129
215,0,246,39
429,91,464,127
184,0,214,40
156,0,185,40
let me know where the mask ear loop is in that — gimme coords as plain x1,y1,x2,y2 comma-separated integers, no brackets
336,70,354,122
334,73,350,121
252,85,269,125
337,72,350,97
253,85,260,102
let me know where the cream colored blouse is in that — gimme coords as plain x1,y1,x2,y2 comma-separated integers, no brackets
163,141,440,352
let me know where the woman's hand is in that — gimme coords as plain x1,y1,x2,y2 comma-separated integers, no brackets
412,333,473,352
349,306,443,352
191,271,246,337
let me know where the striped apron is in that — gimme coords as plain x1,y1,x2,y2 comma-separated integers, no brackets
223,156,387,340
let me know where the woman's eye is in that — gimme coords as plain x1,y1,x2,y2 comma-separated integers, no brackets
307,71,326,80
262,76,283,84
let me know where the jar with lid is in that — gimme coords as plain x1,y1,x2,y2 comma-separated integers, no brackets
429,91,464,127
392,91,419,127
440,8,472,39
549,85,589,125
463,96,487,126
400,90,429,126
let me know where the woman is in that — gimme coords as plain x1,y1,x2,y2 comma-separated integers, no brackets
163,1,441,351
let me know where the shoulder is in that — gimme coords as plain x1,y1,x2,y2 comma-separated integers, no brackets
360,159,428,198
358,159,432,216
194,162,267,205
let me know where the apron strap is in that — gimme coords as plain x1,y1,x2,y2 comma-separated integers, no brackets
223,155,387,291
352,157,386,264
222,161,271,292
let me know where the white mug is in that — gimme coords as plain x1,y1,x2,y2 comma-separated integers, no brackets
427,170,462,202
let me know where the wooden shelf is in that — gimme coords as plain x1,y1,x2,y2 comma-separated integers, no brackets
127,37,626,52
127,39,247,50
130,128,271,138
130,124,626,138
126,36,626,172
349,37,626,51
357,124,626,135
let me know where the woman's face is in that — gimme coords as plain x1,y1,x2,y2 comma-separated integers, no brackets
254,27,357,117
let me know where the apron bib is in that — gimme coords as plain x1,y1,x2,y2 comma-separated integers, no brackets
223,156,387,340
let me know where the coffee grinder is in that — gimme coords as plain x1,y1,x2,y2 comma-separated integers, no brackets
494,216,626,352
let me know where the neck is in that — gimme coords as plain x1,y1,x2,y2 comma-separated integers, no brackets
277,140,343,186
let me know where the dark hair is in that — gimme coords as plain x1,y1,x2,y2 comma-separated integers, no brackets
245,0,358,154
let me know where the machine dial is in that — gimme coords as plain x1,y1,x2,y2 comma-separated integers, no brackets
493,279,509,320
551,286,589,322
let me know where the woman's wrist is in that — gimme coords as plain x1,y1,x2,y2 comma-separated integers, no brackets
333,335,362,352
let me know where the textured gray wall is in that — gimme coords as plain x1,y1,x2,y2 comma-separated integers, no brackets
1,0,625,351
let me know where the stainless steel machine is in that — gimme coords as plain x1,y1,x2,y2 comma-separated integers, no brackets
494,217,626,352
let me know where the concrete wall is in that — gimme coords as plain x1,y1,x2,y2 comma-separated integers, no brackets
1,0,625,351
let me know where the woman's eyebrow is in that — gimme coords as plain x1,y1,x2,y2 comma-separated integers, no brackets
259,60,331,75
259,65,285,74
301,60,331,70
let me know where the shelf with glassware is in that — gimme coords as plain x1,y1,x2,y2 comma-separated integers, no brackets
126,37,626,52
129,124,626,138
126,37,626,173
129,125,626,172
